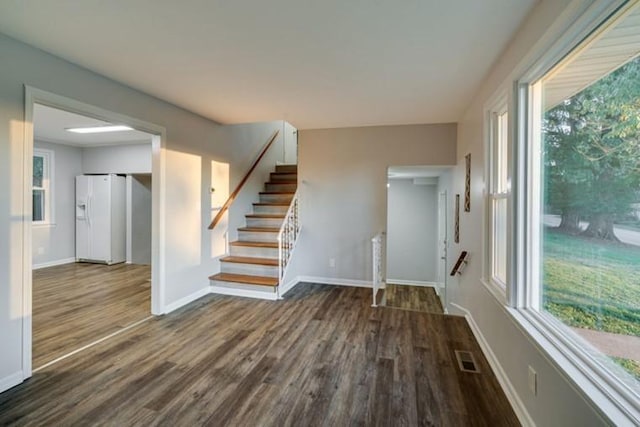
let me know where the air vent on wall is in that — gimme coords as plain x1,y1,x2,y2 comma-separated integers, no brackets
455,350,481,374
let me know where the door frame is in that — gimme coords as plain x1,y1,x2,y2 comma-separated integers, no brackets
22,86,167,378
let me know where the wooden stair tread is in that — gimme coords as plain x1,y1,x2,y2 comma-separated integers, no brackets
209,273,278,287
245,214,285,219
259,191,295,195
267,180,297,184
221,256,278,266
238,227,280,232
253,202,290,206
230,241,279,248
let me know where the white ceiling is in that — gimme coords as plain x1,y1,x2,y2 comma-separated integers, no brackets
34,104,153,147
0,1,536,130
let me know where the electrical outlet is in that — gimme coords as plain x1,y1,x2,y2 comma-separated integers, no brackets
329,258,336,268
528,366,537,396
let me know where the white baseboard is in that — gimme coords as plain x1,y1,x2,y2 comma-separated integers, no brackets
297,275,374,288
0,371,24,393
279,276,301,297
33,257,75,270
163,288,211,314
386,279,438,288
450,303,535,427
210,286,279,301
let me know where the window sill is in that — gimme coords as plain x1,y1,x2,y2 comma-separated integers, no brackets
508,307,640,425
33,222,56,228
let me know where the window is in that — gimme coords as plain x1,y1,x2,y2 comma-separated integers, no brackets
517,1,640,421
33,149,53,224
487,104,510,293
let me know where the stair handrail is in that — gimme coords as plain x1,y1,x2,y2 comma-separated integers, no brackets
208,130,280,230
277,190,300,288
371,231,385,307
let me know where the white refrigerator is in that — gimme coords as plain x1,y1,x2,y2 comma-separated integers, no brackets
76,174,126,264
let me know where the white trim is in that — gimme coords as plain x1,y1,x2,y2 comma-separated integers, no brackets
125,175,133,264
386,279,438,288
209,286,279,301
23,86,167,382
278,276,300,297
449,302,535,427
297,275,376,288
163,288,211,314
0,371,24,394
33,257,75,270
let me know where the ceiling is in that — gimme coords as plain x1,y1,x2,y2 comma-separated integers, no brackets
34,104,153,147
0,1,536,129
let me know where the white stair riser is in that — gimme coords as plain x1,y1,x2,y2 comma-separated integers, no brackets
230,245,279,258
210,280,277,293
221,262,278,277
270,173,297,182
238,230,279,242
265,182,297,192
253,205,288,215
260,193,294,204
246,217,284,228
275,165,297,174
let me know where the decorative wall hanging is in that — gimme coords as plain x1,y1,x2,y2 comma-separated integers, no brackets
464,153,471,212
454,194,460,243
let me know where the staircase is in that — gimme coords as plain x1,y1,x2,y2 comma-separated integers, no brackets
209,164,297,298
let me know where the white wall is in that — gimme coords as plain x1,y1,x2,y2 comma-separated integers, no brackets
283,121,297,164
82,143,152,174
131,174,152,265
386,179,438,283
447,0,610,425
32,140,82,267
0,33,275,390
284,124,456,284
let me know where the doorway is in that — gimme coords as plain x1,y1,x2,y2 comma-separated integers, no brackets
24,87,166,376
384,165,452,313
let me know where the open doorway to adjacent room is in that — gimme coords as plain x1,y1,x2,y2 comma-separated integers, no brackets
29,100,157,371
384,165,453,314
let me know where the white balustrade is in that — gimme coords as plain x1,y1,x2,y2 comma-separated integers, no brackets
371,231,385,307
277,191,300,291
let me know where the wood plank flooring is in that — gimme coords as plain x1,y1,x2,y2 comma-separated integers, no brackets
384,284,444,314
2,283,519,426
33,262,150,368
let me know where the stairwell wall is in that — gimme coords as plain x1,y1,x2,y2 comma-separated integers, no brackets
283,124,456,285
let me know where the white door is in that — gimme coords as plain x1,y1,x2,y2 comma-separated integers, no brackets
75,176,90,260
89,175,112,262
437,191,448,308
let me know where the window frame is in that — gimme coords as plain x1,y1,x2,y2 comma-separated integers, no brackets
509,0,640,422
484,94,511,302
32,148,55,226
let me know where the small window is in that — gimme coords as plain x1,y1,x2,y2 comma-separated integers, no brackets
487,105,510,292
33,149,53,224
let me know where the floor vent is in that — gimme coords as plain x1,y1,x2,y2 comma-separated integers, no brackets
455,350,481,374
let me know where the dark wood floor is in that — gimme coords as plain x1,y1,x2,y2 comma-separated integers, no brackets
33,262,150,368
3,283,519,426
385,284,444,314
